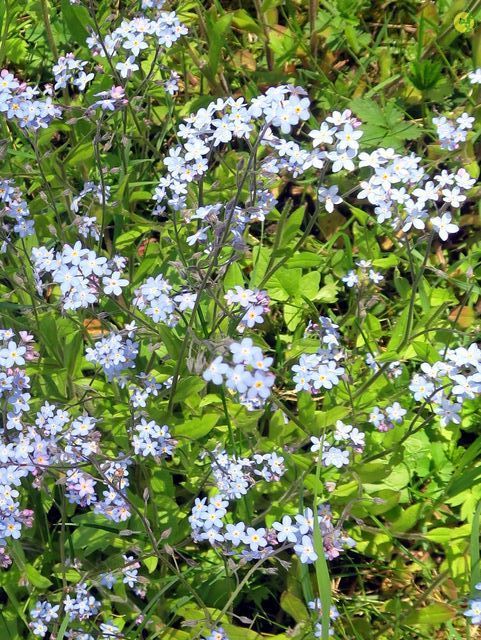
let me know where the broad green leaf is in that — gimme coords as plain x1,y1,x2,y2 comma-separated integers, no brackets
175,414,219,439
350,98,421,150
280,591,309,623
424,524,471,543
25,563,53,589
403,603,456,626
61,0,92,43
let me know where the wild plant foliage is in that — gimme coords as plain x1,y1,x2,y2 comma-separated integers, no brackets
0,1,481,639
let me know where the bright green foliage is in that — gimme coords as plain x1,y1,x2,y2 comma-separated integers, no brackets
0,1,481,640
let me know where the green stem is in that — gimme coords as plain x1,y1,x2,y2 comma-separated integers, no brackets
0,0,11,67
167,125,269,413
39,0,59,60
398,230,434,351
312,442,331,640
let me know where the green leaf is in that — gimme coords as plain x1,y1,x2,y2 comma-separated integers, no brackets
65,140,94,167
224,263,245,290
62,328,83,377
277,268,302,296
471,501,481,595
372,255,399,268
408,60,442,91
172,376,205,402
361,489,400,515
283,300,304,330
250,246,271,286
316,281,338,303
57,614,71,640
286,252,323,268
71,514,119,555
424,524,471,543
313,492,331,640
348,205,369,224
300,271,320,299
279,206,306,247
231,9,264,36
60,0,92,43
350,98,421,150
315,407,350,431
387,306,410,352
389,504,422,533
25,563,53,589
115,227,150,251
3,584,29,629
381,464,410,491
403,603,456,626
156,325,182,360
144,555,158,573
174,414,219,439
205,11,233,76
280,591,309,623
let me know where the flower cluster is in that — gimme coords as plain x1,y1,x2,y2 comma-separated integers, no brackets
468,68,481,84
318,185,342,213
100,553,145,597
152,86,311,219
64,582,100,621
255,106,363,180
141,0,166,9
132,418,176,457
0,327,141,531
30,583,101,637
368,402,407,432
0,330,38,546
292,317,344,394
409,343,481,427
224,286,270,332
189,445,355,564
120,553,144,593
0,178,35,247
132,273,179,326
365,353,402,379
203,338,275,409
208,448,286,500
465,583,481,625
342,259,384,289
434,112,474,150
32,242,129,310
71,181,110,241
71,181,110,214
128,372,164,408
34,400,132,523
85,331,139,381
164,70,180,95
87,12,187,65
356,147,472,237
93,460,132,523
3,2,481,634
191,490,354,565
0,68,60,130
29,600,59,637
189,449,285,548
52,53,93,92
294,505,356,562
309,108,363,169
179,199,275,254
89,85,128,112
310,419,365,469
